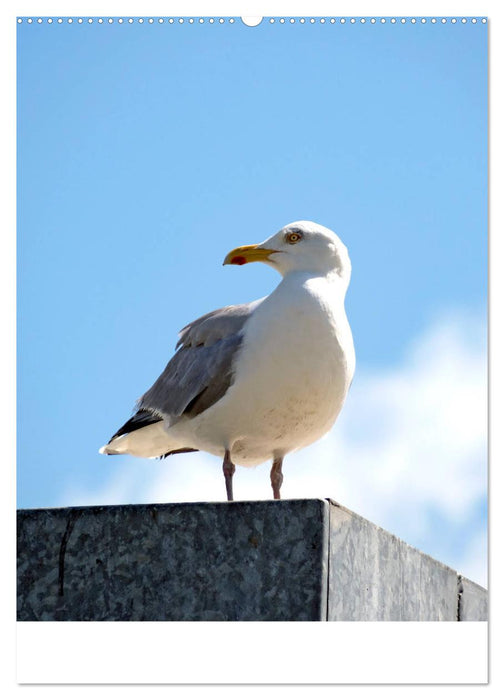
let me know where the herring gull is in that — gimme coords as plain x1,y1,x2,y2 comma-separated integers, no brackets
99,220,355,500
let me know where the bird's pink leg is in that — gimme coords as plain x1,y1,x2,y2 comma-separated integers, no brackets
270,457,283,500
223,449,236,502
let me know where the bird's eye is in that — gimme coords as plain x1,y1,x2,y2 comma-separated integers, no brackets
285,232,302,244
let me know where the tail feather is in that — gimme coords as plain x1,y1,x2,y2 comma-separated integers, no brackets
99,412,197,459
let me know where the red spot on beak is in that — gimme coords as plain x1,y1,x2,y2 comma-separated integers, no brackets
231,256,247,266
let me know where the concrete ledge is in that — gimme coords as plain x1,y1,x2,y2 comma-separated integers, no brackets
17,499,487,621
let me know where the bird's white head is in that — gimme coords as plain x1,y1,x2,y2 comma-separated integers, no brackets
224,220,351,283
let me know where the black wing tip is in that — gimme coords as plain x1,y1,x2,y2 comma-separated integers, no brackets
109,408,163,442
158,448,199,460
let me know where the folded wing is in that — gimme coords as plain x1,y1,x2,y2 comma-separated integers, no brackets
106,300,262,445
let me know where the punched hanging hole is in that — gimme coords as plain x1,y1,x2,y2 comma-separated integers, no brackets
241,17,263,27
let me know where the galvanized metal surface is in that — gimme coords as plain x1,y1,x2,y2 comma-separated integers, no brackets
17,499,486,621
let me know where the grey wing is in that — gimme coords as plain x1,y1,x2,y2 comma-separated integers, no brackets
138,299,262,420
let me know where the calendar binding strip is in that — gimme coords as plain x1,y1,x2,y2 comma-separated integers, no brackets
17,17,488,25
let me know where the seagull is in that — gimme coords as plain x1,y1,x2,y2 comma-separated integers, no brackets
100,220,355,501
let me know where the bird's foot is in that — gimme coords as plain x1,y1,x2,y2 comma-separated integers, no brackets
270,457,283,500
223,449,236,501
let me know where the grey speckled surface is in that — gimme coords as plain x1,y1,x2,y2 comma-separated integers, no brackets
327,500,460,621
17,499,486,621
17,499,329,621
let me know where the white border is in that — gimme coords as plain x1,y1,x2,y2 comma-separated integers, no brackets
4,2,494,19
17,622,488,685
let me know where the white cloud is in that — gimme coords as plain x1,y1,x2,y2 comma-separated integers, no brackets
62,308,487,586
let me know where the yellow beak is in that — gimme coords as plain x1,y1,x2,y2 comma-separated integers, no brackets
223,244,279,266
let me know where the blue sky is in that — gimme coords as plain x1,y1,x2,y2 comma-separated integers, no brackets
17,17,487,584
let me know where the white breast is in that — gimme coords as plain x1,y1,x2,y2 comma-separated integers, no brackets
173,271,355,466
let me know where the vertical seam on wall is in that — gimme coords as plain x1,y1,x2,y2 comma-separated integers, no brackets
457,574,463,621
324,499,331,621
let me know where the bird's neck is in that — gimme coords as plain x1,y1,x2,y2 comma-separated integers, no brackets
280,268,349,293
